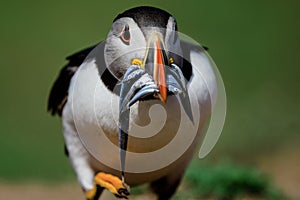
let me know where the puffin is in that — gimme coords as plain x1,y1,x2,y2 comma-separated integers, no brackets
48,6,217,200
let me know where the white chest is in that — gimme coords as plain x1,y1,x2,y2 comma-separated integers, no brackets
68,57,206,174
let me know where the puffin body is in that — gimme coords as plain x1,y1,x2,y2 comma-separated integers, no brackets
48,6,217,200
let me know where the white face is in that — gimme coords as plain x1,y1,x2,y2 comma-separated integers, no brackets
165,17,182,65
104,16,182,80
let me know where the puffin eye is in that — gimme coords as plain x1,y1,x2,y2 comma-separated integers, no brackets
120,25,130,45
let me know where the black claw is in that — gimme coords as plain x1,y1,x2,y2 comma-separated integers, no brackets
114,186,130,199
118,187,130,196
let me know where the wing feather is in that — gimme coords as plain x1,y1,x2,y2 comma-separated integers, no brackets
47,45,97,116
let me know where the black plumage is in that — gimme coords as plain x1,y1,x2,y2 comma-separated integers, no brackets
47,45,96,116
114,6,176,30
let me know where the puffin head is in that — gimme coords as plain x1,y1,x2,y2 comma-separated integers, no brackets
104,6,190,104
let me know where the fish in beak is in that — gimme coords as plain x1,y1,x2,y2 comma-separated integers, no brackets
119,33,194,119
118,33,194,183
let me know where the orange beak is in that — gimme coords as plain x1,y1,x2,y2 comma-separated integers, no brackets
153,40,167,103
143,34,168,103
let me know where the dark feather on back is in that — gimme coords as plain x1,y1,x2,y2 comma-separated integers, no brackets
47,45,97,116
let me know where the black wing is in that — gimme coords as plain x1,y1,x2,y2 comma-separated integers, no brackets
47,44,97,116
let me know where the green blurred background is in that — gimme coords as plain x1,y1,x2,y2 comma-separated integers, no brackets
0,0,299,199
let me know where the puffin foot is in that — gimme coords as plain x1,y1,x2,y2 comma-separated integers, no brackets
93,172,130,199
85,185,99,200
